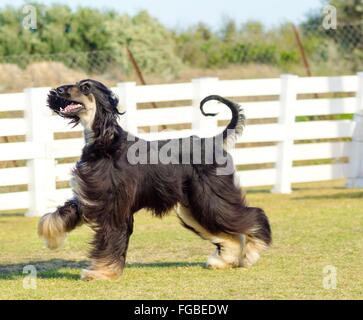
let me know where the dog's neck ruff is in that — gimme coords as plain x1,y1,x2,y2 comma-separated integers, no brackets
84,128,94,145
81,113,123,152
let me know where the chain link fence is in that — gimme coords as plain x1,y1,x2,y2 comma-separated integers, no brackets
0,22,362,93
299,22,363,75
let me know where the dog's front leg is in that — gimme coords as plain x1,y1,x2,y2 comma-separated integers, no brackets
81,216,134,281
38,198,83,249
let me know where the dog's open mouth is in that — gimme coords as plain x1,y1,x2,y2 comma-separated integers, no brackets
47,89,86,117
60,102,85,115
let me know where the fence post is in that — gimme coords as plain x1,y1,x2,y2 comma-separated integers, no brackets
192,77,219,136
347,72,363,188
271,74,298,194
25,87,56,217
117,82,137,135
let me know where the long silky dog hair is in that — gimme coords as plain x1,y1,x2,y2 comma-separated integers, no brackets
38,79,271,280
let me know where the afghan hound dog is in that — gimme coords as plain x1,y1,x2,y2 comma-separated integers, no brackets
38,79,271,280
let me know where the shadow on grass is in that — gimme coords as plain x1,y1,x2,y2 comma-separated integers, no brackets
293,191,363,201
0,259,203,280
0,259,89,280
0,213,25,218
128,261,203,269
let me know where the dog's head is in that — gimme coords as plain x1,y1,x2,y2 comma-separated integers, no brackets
47,79,121,128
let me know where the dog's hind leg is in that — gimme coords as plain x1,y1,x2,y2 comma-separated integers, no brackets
38,198,83,249
185,173,272,268
240,207,272,267
81,216,134,281
176,205,244,269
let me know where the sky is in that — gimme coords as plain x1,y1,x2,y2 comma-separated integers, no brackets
1,0,323,29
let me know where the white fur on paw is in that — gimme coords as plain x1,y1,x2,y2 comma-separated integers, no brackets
43,234,67,250
206,254,230,269
38,212,67,250
80,268,119,281
243,249,260,267
81,269,104,281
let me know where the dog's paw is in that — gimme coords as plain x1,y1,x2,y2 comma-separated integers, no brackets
241,238,267,267
81,269,109,281
206,247,244,269
206,253,234,270
80,268,119,281
43,234,67,250
242,250,260,268
38,212,67,250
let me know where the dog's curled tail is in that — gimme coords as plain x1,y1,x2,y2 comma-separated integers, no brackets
200,95,245,147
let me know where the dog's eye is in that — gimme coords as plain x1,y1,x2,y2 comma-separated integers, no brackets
80,83,91,94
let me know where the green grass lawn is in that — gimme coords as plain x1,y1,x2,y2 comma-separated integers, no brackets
0,180,362,300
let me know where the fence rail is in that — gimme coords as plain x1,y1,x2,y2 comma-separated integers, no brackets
1,74,363,216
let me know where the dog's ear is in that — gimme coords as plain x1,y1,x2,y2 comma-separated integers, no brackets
109,91,119,109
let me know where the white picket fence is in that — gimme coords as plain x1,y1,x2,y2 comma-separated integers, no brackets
1,74,363,216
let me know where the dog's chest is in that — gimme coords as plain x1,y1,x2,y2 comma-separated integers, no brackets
70,160,111,207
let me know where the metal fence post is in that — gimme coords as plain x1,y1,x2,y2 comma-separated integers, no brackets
347,72,363,188
25,87,56,217
272,74,298,194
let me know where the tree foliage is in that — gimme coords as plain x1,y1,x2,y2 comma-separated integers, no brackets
0,5,182,75
0,3,361,77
